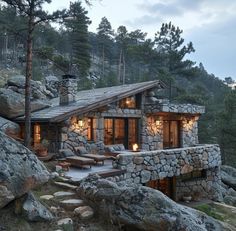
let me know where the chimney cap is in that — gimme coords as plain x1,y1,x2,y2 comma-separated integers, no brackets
62,74,77,79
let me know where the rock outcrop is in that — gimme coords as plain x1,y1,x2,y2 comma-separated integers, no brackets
78,175,234,231
0,88,50,119
0,116,20,137
221,165,236,190
0,131,49,209
0,75,60,119
45,75,60,98
22,192,54,221
221,165,236,207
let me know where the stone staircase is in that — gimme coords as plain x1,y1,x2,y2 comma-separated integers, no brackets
39,177,94,231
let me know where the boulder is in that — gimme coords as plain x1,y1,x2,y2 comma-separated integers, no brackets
223,187,236,206
22,192,54,221
7,75,26,88
221,165,236,190
7,75,56,100
45,75,60,98
74,206,94,220
77,175,233,231
0,88,50,118
0,116,20,137
0,131,49,209
0,88,25,118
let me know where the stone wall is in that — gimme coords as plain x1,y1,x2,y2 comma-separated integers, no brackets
141,115,199,150
176,167,222,201
113,144,221,199
181,119,199,147
59,117,104,153
141,116,163,150
145,101,205,114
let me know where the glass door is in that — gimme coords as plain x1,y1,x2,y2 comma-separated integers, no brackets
163,120,180,148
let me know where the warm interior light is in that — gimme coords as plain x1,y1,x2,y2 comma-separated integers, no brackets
34,124,41,147
132,143,139,151
126,98,131,105
155,120,161,126
78,119,83,127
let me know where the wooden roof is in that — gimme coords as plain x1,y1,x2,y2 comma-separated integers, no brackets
15,80,164,123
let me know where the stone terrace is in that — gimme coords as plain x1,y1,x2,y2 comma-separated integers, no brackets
113,144,221,182
112,144,222,200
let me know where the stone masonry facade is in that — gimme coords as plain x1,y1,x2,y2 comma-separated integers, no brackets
58,92,204,153
112,144,222,201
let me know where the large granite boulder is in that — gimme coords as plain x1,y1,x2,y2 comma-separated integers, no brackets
7,75,55,100
22,192,54,221
0,88,50,119
78,175,234,231
0,116,20,137
221,165,236,190
0,131,49,209
45,75,60,98
7,75,26,88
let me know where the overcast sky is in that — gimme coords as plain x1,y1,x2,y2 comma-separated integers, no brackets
46,0,236,80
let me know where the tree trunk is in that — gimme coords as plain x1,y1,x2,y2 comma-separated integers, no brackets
118,49,122,83
122,52,125,85
102,44,105,79
24,2,34,148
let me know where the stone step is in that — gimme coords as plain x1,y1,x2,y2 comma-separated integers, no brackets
53,191,76,198
54,181,77,190
60,199,84,211
74,205,94,220
40,195,54,200
57,217,73,226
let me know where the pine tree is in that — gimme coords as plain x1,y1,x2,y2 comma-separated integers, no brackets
0,0,67,147
154,22,195,76
97,17,114,79
65,1,91,82
218,90,236,165
116,25,129,84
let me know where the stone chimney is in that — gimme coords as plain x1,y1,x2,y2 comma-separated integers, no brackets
59,74,77,105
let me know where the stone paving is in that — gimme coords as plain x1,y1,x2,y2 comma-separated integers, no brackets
65,159,114,180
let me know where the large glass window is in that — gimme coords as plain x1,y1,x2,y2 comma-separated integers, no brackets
34,124,41,147
104,118,139,149
87,118,96,141
163,120,180,148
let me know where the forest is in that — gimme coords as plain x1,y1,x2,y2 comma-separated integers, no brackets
0,1,235,166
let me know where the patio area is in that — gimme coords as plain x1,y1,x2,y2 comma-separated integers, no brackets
65,159,115,180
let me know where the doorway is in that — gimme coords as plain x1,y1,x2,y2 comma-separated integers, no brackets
146,177,176,200
104,118,139,149
163,120,180,148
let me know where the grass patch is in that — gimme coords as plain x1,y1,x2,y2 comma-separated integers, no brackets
195,204,225,221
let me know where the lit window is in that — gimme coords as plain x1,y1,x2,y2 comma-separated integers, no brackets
34,124,41,146
87,118,95,141
119,97,136,109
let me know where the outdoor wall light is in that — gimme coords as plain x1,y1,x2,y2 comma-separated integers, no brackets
78,119,84,128
155,120,161,126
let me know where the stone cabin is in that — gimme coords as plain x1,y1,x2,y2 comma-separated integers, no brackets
15,75,222,201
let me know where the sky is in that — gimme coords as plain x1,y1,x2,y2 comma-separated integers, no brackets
46,0,236,80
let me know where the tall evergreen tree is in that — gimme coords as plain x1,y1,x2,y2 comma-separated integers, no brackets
154,22,195,76
65,1,91,82
0,0,67,147
116,25,129,84
218,90,236,166
96,17,114,79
